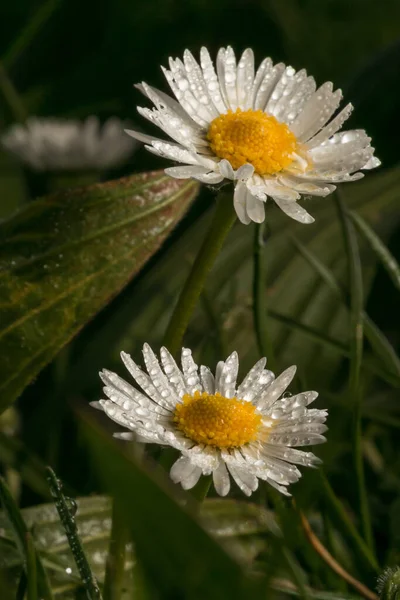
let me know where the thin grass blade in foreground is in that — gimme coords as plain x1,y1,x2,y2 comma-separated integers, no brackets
45,467,103,600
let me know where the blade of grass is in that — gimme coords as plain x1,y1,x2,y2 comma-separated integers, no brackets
291,236,400,379
334,192,373,553
2,0,60,68
45,467,103,600
349,210,400,292
0,476,53,599
253,221,276,371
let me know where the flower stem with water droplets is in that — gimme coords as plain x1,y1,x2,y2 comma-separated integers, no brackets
46,467,103,600
163,190,236,356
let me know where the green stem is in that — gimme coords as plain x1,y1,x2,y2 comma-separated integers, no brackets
163,190,236,355
253,221,276,371
103,500,128,600
0,60,27,122
191,474,212,504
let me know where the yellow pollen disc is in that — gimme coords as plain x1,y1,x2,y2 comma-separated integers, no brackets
207,108,297,175
173,391,262,449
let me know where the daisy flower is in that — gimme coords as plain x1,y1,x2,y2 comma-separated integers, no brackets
93,344,327,497
126,46,380,225
2,116,135,172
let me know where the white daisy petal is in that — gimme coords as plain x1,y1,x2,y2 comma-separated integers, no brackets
227,463,259,496
137,82,203,130
162,61,211,128
215,352,239,398
95,345,327,497
277,175,336,197
265,65,299,116
200,366,215,394
233,182,252,224
181,348,202,394
236,48,255,109
217,46,238,111
121,351,175,410
253,62,286,111
306,103,353,149
245,192,266,223
113,432,134,441
164,165,211,179
278,72,317,124
235,163,255,181
200,47,228,114
254,365,297,412
145,140,214,167
273,197,315,224
218,158,235,179
181,465,203,490
212,461,231,496
291,83,343,142
170,456,194,483
192,172,224,184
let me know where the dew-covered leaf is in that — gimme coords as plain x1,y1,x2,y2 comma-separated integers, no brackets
0,495,271,596
0,171,199,412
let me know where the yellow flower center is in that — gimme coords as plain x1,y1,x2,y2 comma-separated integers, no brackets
207,108,297,175
173,391,262,448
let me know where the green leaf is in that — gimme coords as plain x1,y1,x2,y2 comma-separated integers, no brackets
0,171,199,412
0,494,271,596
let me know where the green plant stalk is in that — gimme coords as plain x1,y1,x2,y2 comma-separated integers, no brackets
253,221,276,371
163,190,236,356
0,59,27,122
334,193,373,554
103,500,128,600
45,467,102,600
